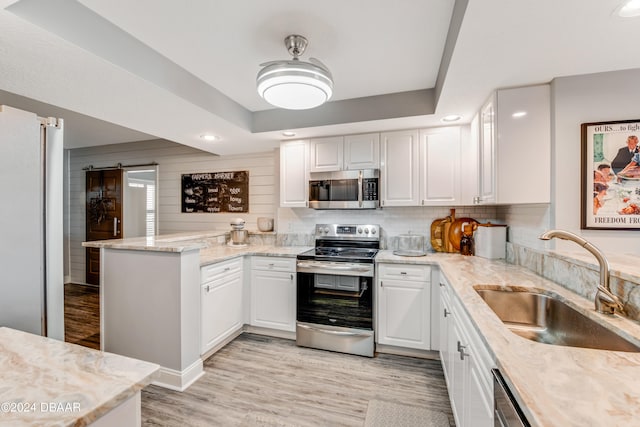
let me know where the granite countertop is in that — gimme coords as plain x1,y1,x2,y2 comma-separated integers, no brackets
82,231,228,252
199,244,312,266
0,327,159,426
376,250,640,427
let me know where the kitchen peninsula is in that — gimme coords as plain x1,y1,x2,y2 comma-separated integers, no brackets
83,231,310,391
0,327,158,426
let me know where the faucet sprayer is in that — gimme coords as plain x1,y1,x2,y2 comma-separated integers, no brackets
539,229,624,315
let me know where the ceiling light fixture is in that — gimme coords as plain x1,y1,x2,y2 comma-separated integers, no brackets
616,0,640,17
441,114,462,122
282,131,296,137
200,134,219,141
511,111,527,118
257,35,333,110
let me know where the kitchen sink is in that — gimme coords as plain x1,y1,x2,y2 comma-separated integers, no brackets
475,288,640,352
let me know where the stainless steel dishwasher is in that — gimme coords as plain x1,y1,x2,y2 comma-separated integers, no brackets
492,369,530,427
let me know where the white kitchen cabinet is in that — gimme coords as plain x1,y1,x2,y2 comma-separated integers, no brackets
376,263,431,350
475,84,550,204
280,140,309,207
250,256,296,332
439,274,494,427
380,130,420,206
309,133,380,172
419,127,461,205
344,133,380,170
309,136,343,172
200,258,243,355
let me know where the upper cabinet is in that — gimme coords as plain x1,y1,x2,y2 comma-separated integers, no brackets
381,127,465,207
280,140,309,208
419,127,462,206
380,130,420,206
475,84,551,204
309,133,380,172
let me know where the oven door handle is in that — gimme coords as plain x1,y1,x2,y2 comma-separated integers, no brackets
358,170,363,207
297,262,369,271
298,323,372,337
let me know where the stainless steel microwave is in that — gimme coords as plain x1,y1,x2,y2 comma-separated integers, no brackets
308,169,379,209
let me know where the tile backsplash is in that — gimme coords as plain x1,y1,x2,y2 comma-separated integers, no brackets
508,242,640,321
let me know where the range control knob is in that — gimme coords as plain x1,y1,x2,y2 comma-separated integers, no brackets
364,228,370,234
357,227,363,233
323,227,330,234
371,228,377,234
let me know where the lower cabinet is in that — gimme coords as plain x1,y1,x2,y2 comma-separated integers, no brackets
377,263,431,350
200,258,243,354
250,256,296,332
439,274,494,427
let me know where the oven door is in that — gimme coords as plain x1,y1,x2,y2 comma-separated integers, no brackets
296,267,374,357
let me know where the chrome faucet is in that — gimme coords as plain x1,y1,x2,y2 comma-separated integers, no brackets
539,229,624,315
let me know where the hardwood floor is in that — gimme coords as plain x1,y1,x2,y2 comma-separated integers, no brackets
142,334,456,427
64,283,100,350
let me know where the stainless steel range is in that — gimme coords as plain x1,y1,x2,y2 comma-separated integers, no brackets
296,224,380,357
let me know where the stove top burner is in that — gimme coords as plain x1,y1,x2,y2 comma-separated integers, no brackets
297,246,378,263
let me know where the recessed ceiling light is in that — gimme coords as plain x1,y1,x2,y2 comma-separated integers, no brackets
282,131,296,137
200,134,220,141
441,115,462,122
512,111,527,118
616,0,640,17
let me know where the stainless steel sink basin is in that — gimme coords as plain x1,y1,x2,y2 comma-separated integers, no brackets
475,288,640,352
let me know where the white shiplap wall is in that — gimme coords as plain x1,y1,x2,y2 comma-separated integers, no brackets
68,139,277,284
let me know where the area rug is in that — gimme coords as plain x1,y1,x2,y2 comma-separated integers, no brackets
364,399,450,427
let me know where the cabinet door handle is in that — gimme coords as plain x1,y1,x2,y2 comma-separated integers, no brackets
444,308,451,317
290,273,294,280
457,341,469,360
439,282,445,287
224,267,231,271
380,281,383,287
113,217,119,237
205,285,210,292
400,271,407,275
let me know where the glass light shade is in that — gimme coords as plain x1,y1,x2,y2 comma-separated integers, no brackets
257,61,333,110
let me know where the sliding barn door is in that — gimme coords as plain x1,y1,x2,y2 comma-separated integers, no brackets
85,170,122,285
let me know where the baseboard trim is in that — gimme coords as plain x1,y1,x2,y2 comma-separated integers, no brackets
201,328,244,361
152,359,204,392
243,324,296,340
375,343,440,360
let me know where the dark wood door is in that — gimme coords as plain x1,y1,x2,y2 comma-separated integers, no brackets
86,170,123,285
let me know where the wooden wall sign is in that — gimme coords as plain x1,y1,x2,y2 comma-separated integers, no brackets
181,171,249,213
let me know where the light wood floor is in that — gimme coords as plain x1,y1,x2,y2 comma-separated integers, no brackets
64,283,100,350
62,285,456,426
142,334,456,427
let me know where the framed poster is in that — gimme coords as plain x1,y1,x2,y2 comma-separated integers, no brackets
181,171,249,213
581,120,640,229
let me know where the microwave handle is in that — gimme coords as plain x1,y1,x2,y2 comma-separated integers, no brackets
358,170,363,207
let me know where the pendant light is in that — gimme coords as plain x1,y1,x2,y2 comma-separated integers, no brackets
257,35,333,110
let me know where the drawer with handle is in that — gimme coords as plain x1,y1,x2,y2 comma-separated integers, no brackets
201,258,243,283
378,263,431,282
251,256,296,272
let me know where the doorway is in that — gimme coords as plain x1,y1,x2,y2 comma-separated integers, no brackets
123,166,158,238
85,169,123,285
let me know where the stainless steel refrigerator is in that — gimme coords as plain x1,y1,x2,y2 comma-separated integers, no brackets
0,105,64,340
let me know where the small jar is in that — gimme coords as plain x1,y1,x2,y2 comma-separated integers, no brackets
460,224,475,256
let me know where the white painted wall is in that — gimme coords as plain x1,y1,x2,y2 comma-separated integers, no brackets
68,139,277,284
552,68,640,253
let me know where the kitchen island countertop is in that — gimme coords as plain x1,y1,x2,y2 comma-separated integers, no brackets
0,327,159,426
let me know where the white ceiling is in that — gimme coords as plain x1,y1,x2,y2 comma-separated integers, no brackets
1,0,639,155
